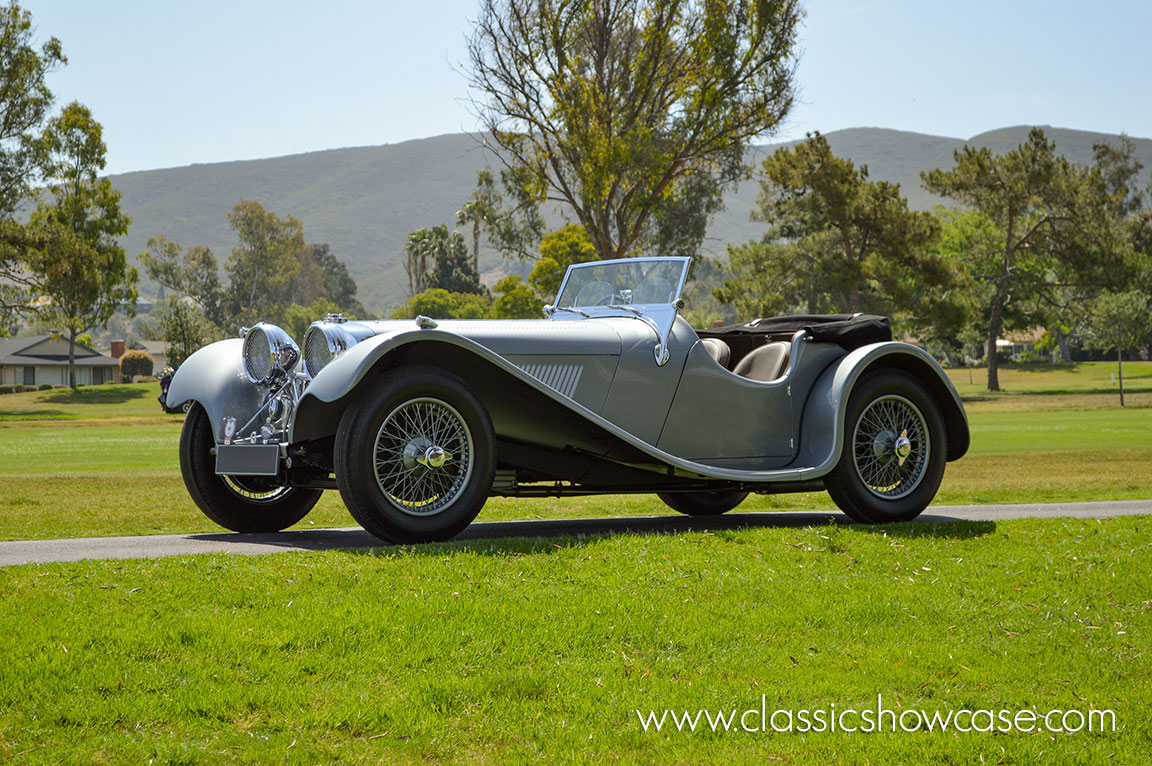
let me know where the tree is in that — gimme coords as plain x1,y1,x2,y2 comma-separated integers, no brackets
490,275,541,318
456,168,547,263
284,296,342,343
403,225,484,297
390,289,492,320
528,224,598,299
468,0,802,260
1086,291,1152,407
923,128,1112,391
26,102,135,390
0,2,67,318
224,200,305,326
159,298,218,369
138,234,225,326
309,243,366,316
119,348,153,380
718,133,953,332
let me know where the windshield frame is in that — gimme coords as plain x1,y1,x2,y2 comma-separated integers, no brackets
551,256,691,318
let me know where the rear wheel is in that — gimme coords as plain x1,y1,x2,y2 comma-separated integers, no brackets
657,490,748,516
334,366,495,544
179,404,321,532
824,371,946,523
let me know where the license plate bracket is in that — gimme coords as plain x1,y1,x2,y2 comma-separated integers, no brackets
215,444,281,476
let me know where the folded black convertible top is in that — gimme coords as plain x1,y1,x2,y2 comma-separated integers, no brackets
701,314,892,351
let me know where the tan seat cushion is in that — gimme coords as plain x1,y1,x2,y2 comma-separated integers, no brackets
731,341,790,382
700,338,731,368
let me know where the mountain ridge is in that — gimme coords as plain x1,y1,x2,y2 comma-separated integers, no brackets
107,126,1152,315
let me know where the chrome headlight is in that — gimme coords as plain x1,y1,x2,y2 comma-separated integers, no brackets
242,323,299,384
303,321,356,378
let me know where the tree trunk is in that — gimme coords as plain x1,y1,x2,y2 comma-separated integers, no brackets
1056,327,1071,363
1118,348,1125,407
986,296,1004,392
471,219,480,276
68,328,78,391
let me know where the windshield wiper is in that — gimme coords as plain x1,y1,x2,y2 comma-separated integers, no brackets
552,306,590,318
607,303,644,317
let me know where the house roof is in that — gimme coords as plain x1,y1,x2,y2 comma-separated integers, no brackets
128,340,168,357
0,335,120,367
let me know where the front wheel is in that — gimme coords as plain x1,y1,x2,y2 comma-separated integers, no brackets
179,404,321,532
657,490,748,516
334,366,495,544
824,371,947,524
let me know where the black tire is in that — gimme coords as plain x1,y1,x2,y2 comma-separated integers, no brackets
179,403,322,532
824,370,947,524
657,490,749,516
334,366,495,544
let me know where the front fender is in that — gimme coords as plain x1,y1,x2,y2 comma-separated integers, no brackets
165,338,266,442
794,342,969,476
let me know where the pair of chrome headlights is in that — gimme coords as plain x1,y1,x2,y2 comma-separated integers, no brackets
241,318,366,384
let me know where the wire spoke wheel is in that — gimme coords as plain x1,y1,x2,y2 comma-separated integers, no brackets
373,397,474,516
220,476,292,504
178,403,321,533
335,367,495,544
851,394,930,500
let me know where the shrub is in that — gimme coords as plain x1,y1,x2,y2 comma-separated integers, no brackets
38,383,52,391
119,349,154,379
13,384,25,393
0,385,13,395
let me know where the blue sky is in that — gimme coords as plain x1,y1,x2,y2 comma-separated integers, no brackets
22,0,1152,175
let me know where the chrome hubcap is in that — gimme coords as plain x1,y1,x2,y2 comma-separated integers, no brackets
373,397,473,516
852,394,930,500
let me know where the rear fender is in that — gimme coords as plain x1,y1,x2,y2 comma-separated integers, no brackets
794,342,969,475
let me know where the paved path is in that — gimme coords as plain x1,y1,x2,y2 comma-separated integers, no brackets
2,499,1150,567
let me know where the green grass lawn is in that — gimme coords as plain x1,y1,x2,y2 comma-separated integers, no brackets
0,382,179,426
0,516,1145,763
1,368,1149,763
1,372,1151,541
946,359,1152,396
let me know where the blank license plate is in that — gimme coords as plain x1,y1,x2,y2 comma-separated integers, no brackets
215,444,281,476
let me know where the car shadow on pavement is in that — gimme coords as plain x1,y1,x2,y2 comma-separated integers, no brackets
190,511,995,556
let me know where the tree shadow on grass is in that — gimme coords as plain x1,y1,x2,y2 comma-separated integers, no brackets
0,409,69,420
40,386,149,405
191,511,996,558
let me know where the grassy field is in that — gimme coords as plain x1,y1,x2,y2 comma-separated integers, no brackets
0,516,1146,762
0,373,1151,540
945,359,1152,396
1,372,1149,763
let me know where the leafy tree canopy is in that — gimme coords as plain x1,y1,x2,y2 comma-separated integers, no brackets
469,0,802,260
26,101,135,389
403,224,484,297
716,132,954,338
391,288,492,320
1085,290,1152,406
284,296,342,343
529,224,598,299
923,128,1144,390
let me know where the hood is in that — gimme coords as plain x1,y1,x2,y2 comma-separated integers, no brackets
349,318,624,356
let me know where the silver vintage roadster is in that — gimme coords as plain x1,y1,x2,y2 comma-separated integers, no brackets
167,256,968,543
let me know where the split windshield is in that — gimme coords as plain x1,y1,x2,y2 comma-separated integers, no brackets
554,258,688,311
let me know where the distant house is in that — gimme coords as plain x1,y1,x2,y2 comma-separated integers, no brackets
0,335,120,386
125,340,168,372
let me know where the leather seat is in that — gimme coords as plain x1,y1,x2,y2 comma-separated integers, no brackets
700,338,731,368
732,341,790,382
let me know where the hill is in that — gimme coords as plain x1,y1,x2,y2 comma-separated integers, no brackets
107,127,1152,315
